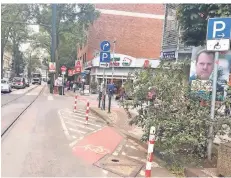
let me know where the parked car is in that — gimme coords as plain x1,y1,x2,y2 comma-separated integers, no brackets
1,79,12,93
12,77,26,89
25,78,30,87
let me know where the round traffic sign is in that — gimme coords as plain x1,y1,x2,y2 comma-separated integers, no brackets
100,41,111,51
61,65,67,71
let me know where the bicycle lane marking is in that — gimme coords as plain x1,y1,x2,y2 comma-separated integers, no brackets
72,126,124,164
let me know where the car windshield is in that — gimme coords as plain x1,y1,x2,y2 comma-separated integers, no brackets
13,77,22,82
1,80,7,84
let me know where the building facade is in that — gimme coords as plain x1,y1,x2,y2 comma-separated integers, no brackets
160,4,192,61
77,4,165,85
3,51,13,79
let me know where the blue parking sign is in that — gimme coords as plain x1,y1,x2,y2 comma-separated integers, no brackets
207,18,231,40
100,52,111,63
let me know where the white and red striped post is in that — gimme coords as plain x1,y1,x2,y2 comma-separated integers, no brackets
73,94,78,113
145,126,156,178
85,100,90,124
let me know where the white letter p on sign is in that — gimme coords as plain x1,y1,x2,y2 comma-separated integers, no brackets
213,21,226,38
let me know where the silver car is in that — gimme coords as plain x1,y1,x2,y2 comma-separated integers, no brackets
1,79,12,93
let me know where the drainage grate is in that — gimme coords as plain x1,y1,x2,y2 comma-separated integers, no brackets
94,154,144,177
111,159,119,163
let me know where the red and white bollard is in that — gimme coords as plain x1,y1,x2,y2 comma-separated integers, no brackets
85,100,90,124
145,126,156,178
73,94,78,112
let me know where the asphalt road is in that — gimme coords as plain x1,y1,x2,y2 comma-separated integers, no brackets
1,85,43,135
1,85,38,106
1,85,118,177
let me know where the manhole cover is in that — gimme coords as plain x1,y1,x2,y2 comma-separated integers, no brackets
94,154,144,177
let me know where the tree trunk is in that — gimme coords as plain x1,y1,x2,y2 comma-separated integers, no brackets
1,46,4,79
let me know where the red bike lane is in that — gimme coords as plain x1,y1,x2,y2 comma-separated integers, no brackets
72,126,123,164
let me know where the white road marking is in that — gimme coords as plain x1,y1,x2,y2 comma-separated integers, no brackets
63,108,95,117
72,112,96,119
47,95,53,100
65,121,95,131
58,110,71,139
72,136,77,139
69,136,84,147
128,155,139,160
69,127,86,134
63,116,101,127
125,144,129,147
130,145,138,150
122,152,126,155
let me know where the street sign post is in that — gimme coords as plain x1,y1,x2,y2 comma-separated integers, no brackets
49,62,56,73
100,41,111,110
100,40,111,51
61,65,67,75
207,17,231,51
206,17,231,160
60,66,67,95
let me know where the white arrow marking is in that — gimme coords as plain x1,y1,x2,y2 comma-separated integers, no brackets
103,43,109,50
218,33,225,38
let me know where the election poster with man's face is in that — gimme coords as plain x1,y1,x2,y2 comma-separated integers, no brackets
189,46,231,101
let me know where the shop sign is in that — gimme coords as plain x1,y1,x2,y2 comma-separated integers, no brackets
75,60,81,73
122,57,132,66
109,57,133,67
110,57,120,67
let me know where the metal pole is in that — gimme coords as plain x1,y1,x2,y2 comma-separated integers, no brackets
108,94,111,113
111,40,116,84
207,51,219,160
102,68,106,110
62,74,64,95
50,4,57,94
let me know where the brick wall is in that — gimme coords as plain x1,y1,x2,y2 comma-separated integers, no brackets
77,4,164,61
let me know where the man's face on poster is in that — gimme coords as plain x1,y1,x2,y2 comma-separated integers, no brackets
195,52,215,80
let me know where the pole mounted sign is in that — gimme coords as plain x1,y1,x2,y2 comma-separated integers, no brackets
61,65,67,75
206,17,231,160
100,41,111,68
49,62,56,73
206,17,231,51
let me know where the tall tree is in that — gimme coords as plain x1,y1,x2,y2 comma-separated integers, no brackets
176,4,231,46
1,4,31,78
30,4,100,74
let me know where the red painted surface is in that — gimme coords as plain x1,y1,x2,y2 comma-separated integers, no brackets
72,126,123,164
